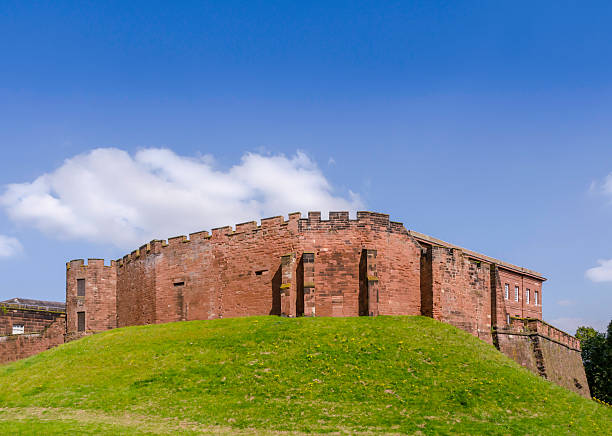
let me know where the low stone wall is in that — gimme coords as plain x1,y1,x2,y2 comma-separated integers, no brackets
0,316,66,365
495,318,590,398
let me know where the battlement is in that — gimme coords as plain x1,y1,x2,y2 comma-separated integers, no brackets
109,211,409,268
498,317,581,350
66,258,116,269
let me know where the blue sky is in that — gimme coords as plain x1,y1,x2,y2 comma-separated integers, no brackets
1,1,611,333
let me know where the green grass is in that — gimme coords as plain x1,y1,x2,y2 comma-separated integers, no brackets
0,316,610,435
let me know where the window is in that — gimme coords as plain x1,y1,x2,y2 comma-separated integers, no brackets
515,286,519,302
173,281,185,287
255,270,268,276
504,283,509,299
506,314,511,325
12,324,24,335
77,312,85,332
526,289,530,304
77,279,85,297
534,290,539,306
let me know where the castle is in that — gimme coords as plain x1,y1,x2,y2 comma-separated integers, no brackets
1,211,590,397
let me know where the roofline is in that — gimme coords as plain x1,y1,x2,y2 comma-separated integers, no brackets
408,231,546,281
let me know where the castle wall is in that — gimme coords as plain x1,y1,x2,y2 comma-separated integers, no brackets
116,249,157,327
66,259,116,337
61,210,591,398
106,212,422,326
495,318,589,398
0,306,63,336
427,246,493,343
497,269,543,321
0,315,66,365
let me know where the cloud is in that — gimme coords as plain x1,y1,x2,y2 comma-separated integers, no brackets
585,259,612,282
0,235,23,258
0,148,363,250
556,299,574,307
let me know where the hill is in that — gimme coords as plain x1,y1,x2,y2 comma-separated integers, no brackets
0,316,610,435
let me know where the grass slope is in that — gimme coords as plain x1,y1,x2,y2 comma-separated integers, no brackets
0,316,610,435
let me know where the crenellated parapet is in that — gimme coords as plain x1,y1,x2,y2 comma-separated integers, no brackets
66,258,117,338
110,211,409,270
497,317,581,351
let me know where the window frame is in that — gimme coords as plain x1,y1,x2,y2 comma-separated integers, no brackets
77,278,86,297
504,283,509,299
515,286,519,302
12,324,24,335
526,288,530,304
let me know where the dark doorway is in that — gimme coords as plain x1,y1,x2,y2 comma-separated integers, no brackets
296,256,304,316
77,311,85,332
420,243,433,317
358,250,368,316
270,266,282,315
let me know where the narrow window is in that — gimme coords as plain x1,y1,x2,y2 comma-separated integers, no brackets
526,289,530,304
504,283,509,299
506,314,511,325
515,286,519,302
77,311,85,332
255,269,268,276
12,324,24,335
534,290,539,306
173,281,185,287
77,278,85,297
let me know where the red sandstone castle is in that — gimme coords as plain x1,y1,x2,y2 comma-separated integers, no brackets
0,211,589,397
65,211,547,341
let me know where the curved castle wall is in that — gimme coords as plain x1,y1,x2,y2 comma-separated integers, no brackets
63,210,589,397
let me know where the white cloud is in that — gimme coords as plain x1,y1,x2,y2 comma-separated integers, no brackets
0,235,23,258
0,148,363,250
556,299,574,307
585,259,612,282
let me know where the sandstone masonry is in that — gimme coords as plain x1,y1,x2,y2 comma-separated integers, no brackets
2,211,588,397
0,299,66,365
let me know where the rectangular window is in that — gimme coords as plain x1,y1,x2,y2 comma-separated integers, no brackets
534,290,539,305
515,286,519,302
504,283,509,299
526,289,530,304
12,324,24,335
77,312,85,332
506,314,511,325
77,279,85,297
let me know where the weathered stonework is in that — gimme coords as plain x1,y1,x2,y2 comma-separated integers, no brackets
0,210,586,397
495,318,589,397
0,299,66,364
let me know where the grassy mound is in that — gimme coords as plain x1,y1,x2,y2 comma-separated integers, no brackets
0,316,610,435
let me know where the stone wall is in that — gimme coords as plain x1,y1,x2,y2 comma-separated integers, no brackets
0,305,64,336
62,210,590,397
495,318,590,398
66,259,117,338
0,315,66,365
67,211,423,334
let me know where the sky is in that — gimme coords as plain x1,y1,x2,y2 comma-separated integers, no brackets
1,1,611,333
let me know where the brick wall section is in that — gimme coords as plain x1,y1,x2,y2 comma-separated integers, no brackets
82,211,422,327
66,259,117,337
63,210,591,397
0,315,66,365
419,245,493,343
495,318,589,398
497,269,543,321
0,306,64,336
